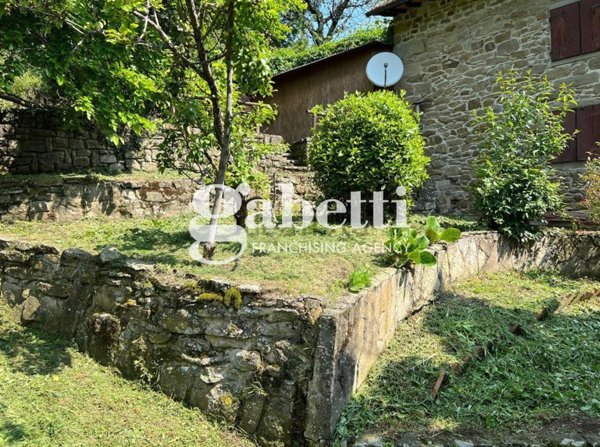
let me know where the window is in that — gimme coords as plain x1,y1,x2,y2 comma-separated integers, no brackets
553,105,600,163
551,1,600,61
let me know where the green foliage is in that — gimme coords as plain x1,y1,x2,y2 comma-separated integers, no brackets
0,0,301,191
472,71,576,241
271,24,392,74
223,287,243,309
582,156,600,223
309,90,429,203
424,216,462,244
0,0,165,142
385,217,462,268
348,266,372,293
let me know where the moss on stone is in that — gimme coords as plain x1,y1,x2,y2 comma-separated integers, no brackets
224,288,243,309
197,292,223,303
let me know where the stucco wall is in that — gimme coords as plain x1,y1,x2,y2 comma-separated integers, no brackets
391,0,600,214
265,44,389,143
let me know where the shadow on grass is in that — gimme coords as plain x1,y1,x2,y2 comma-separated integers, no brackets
0,419,27,443
0,325,72,376
98,226,245,269
337,281,600,444
95,227,193,266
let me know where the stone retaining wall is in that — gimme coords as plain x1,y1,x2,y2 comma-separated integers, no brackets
1,232,599,446
304,231,600,444
0,176,196,222
0,111,158,175
0,240,324,446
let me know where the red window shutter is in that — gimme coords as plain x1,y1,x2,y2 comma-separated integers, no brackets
577,105,600,160
550,3,582,61
553,110,578,163
581,0,600,54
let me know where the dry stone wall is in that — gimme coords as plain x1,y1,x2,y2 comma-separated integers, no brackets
0,176,196,222
0,111,158,175
1,232,599,446
0,239,324,446
392,0,600,214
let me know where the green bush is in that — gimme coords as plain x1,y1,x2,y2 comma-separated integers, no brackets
309,90,429,204
472,71,576,240
582,157,600,223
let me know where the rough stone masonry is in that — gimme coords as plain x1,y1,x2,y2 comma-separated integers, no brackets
2,231,599,446
387,0,600,215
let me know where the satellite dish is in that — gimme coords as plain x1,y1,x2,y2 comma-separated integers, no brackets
366,52,404,88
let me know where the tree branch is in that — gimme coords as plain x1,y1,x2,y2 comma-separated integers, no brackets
0,92,35,108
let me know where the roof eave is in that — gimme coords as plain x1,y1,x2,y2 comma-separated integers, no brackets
272,41,392,81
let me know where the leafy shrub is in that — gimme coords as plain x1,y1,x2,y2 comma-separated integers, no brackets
348,266,373,293
384,217,462,268
582,157,600,223
472,71,576,240
309,90,429,204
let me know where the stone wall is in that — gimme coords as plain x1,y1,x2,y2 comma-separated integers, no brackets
0,111,158,175
0,239,324,446
304,231,600,444
2,231,599,446
0,176,196,222
391,0,600,214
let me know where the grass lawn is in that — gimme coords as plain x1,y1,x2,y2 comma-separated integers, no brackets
336,270,600,445
0,215,479,299
0,302,254,447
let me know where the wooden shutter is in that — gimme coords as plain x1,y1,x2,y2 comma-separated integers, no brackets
577,105,600,160
581,0,600,54
553,110,578,163
550,3,582,61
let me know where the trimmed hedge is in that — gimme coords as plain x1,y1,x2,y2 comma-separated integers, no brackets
309,90,429,203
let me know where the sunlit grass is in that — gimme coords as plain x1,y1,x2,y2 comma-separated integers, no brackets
337,270,600,444
0,214,480,298
0,302,254,447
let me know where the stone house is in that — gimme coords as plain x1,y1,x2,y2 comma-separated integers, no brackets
368,0,600,216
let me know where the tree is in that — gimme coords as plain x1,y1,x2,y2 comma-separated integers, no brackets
1,0,299,258
285,0,378,45
0,0,162,142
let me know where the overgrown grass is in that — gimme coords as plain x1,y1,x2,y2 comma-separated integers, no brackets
336,271,600,444
0,215,481,299
0,302,254,447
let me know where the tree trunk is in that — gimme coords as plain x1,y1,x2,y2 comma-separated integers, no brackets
203,0,235,260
